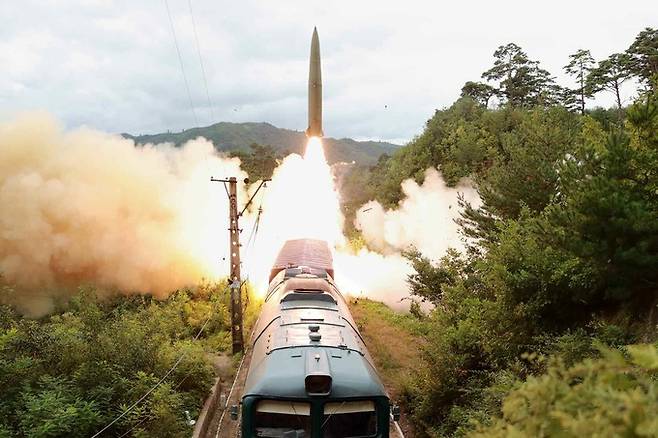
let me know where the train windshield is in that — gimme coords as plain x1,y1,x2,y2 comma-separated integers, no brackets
322,401,377,438
254,400,311,438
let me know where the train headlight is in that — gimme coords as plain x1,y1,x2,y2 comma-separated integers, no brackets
305,351,332,396
305,374,332,396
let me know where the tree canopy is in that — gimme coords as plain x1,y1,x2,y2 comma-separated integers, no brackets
340,26,658,438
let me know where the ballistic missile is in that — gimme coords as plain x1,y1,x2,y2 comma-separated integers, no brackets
306,27,323,137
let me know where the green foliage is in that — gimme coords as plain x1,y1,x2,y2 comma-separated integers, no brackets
587,53,632,109
470,343,658,437
229,143,278,181
543,132,658,303
18,376,101,438
0,285,244,437
405,92,658,436
405,249,464,306
476,107,580,220
460,82,496,108
481,43,558,108
626,27,658,89
563,49,595,114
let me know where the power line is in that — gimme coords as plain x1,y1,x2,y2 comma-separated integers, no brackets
164,0,199,128
187,0,216,124
90,302,215,437
115,367,200,438
244,204,263,257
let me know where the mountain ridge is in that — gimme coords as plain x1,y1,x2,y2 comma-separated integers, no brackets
122,121,399,165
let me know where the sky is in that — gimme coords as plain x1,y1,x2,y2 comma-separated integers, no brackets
0,0,656,144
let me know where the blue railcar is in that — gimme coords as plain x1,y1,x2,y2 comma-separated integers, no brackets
239,239,391,438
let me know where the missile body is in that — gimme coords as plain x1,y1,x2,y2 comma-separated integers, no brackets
306,27,323,137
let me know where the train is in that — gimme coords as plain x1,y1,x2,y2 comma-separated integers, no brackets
238,239,393,437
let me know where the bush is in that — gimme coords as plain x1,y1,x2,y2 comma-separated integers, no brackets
470,343,658,437
0,285,239,437
399,90,658,437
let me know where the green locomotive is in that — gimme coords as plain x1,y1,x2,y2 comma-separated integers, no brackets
238,239,392,438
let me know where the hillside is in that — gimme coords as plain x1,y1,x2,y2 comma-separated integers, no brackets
339,26,658,437
122,122,399,165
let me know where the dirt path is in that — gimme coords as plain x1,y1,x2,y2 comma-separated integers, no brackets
349,299,428,438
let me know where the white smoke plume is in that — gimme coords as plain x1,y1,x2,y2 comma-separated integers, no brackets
0,112,481,315
0,113,246,315
355,168,481,261
333,250,413,309
332,168,481,310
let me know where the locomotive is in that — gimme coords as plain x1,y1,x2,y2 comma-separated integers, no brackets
239,239,392,438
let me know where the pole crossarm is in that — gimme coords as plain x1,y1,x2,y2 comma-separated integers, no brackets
210,177,271,218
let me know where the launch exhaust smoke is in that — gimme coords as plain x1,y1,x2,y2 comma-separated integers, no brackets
0,113,246,315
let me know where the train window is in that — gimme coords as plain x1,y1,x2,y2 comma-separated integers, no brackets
281,292,337,304
322,401,377,438
254,400,311,438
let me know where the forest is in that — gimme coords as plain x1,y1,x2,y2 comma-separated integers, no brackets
0,284,260,437
341,26,658,436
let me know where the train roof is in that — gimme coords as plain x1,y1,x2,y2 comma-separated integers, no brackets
244,240,387,401
269,239,334,282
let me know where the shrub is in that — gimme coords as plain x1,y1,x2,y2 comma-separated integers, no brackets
470,343,658,437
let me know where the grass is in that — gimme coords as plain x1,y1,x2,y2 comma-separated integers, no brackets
348,298,429,401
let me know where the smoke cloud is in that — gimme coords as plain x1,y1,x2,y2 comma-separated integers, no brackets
0,113,245,314
333,168,480,309
355,168,481,261
0,113,480,315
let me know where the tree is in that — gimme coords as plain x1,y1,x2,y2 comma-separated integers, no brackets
626,27,658,89
404,248,463,305
230,143,278,181
587,53,632,109
475,108,580,220
482,43,557,107
543,93,658,305
472,344,658,437
564,49,596,114
556,85,581,112
460,81,497,108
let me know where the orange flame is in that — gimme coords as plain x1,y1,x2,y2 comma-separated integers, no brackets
241,137,344,296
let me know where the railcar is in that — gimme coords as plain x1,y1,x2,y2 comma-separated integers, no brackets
239,239,392,438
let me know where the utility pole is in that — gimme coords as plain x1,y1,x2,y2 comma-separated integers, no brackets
227,177,242,354
211,176,270,354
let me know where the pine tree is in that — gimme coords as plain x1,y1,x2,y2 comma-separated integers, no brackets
564,49,595,114
482,43,557,107
626,27,658,90
460,81,497,108
587,53,632,109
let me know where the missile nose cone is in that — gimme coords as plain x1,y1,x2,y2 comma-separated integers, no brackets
306,27,323,138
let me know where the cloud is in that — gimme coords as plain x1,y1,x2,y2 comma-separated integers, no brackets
0,0,655,141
